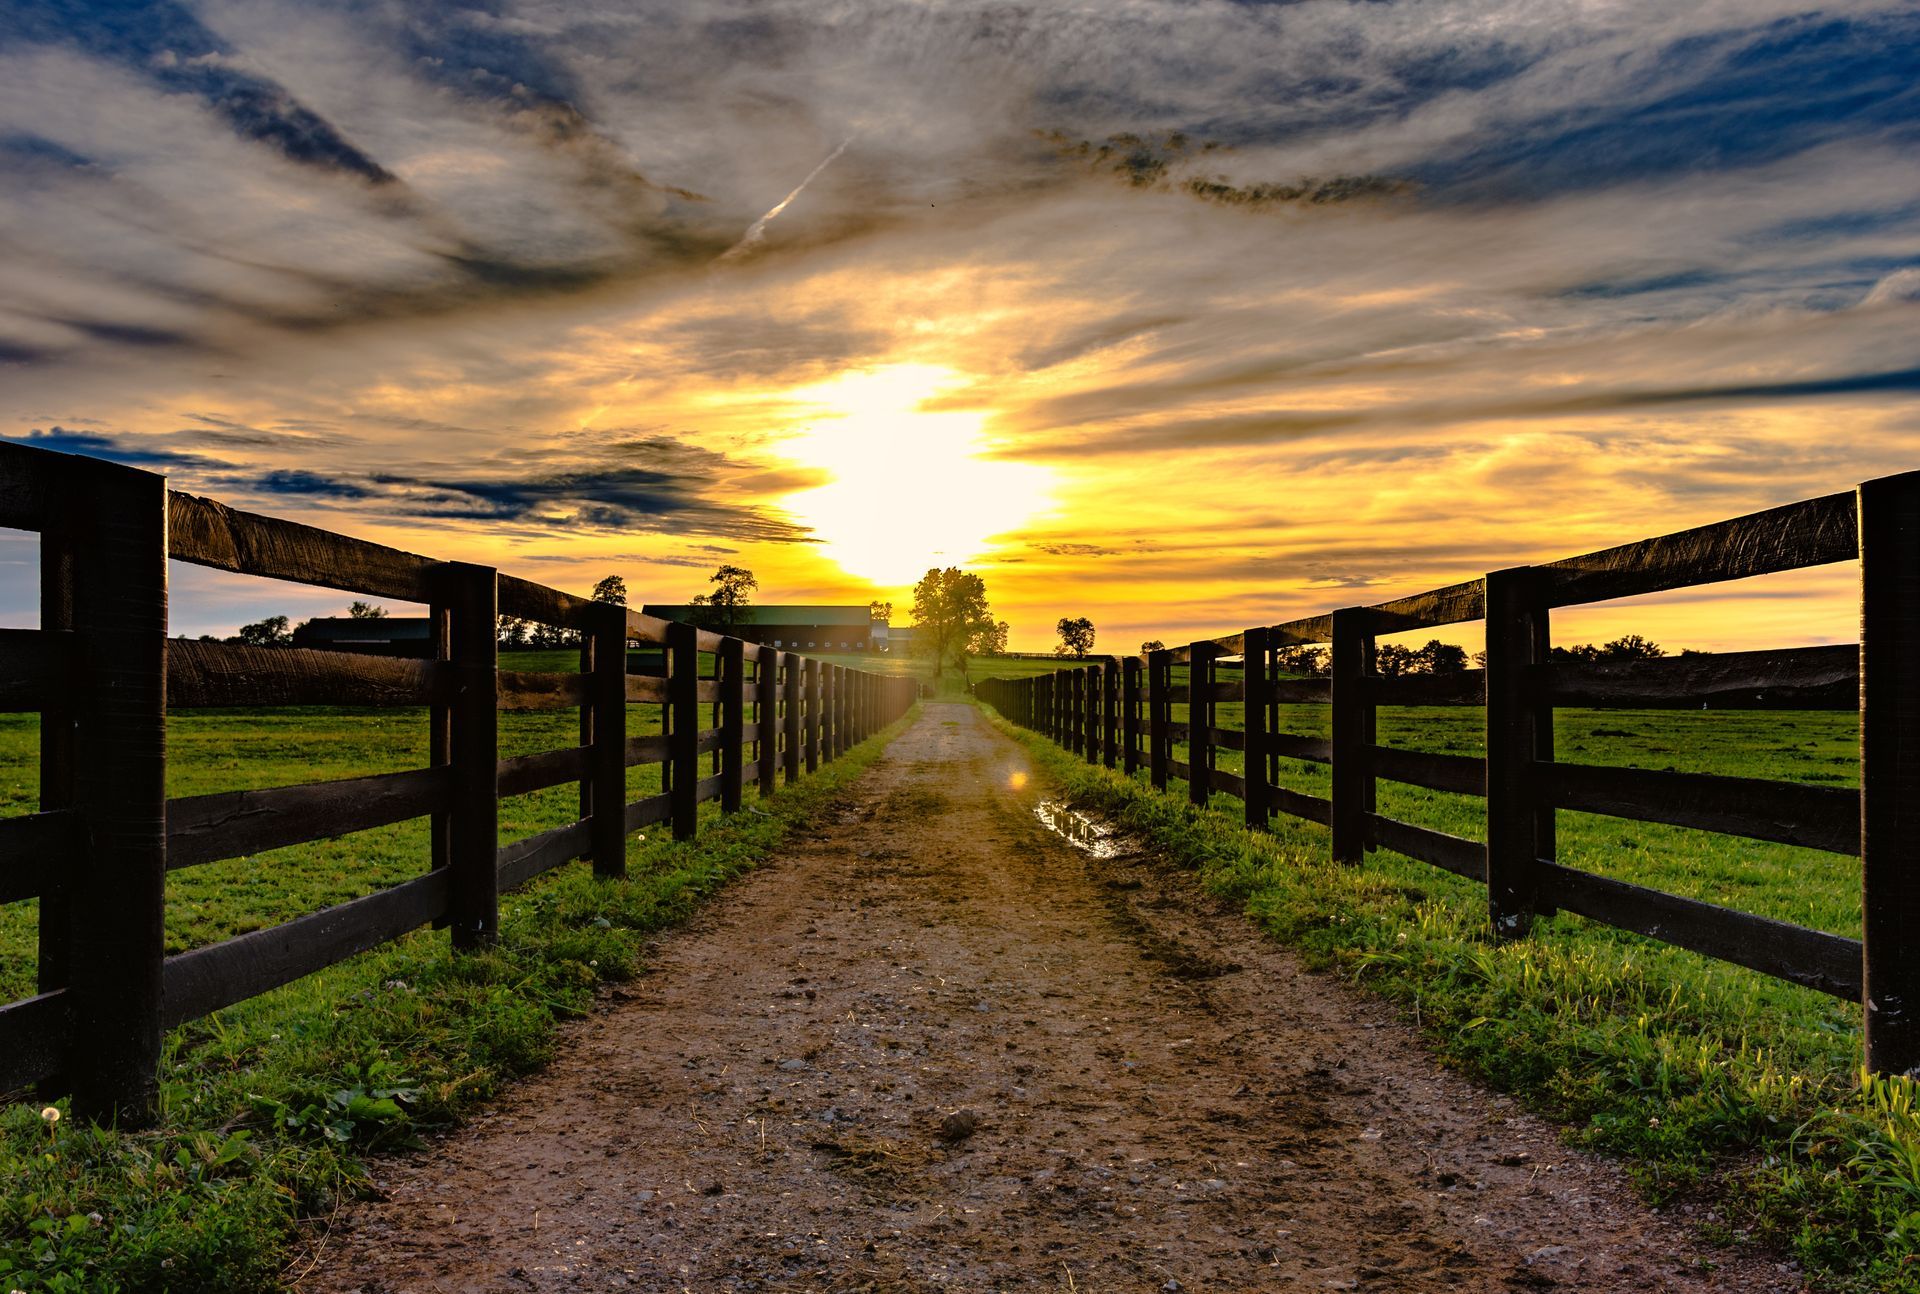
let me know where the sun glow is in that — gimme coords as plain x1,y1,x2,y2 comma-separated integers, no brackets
775,365,1053,587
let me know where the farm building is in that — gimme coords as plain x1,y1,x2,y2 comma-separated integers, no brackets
291,616,435,658
639,604,879,651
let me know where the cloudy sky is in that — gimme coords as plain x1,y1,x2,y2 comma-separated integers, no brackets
2,0,1916,650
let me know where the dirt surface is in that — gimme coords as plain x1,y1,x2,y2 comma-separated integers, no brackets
301,703,1804,1293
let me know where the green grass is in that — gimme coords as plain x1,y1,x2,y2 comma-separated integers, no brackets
977,693,1918,1292
0,684,918,1293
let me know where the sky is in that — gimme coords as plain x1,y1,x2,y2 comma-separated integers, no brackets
1,0,1917,652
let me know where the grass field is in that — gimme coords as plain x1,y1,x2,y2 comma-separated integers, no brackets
974,675,1920,1293
0,640,1897,1289
0,655,918,1293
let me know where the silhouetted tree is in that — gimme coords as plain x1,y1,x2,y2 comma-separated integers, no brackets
236,615,291,647
1412,639,1468,674
911,567,997,682
348,601,386,619
1373,643,1416,676
591,574,628,606
1054,616,1096,658
688,565,756,634
1140,639,1166,656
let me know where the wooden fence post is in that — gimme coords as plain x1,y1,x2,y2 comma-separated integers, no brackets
1124,657,1142,774
1084,665,1100,765
1103,659,1118,768
35,485,75,1001
1189,643,1214,807
782,652,801,784
757,651,779,798
720,637,744,813
804,658,821,773
589,603,627,876
427,602,451,886
820,660,832,767
668,621,699,840
831,663,844,761
1149,649,1171,790
65,459,168,1124
1329,607,1374,865
1861,473,1920,1075
1244,627,1271,831
1485,568,1547,938
445,562,499,949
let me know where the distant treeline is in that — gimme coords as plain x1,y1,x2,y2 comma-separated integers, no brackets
1279,633,1676,677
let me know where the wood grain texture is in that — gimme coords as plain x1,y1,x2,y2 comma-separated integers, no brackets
1542,762,1858,855
0,809,79,903
167,767,451,869
1538,491,1856,608
169,491,437,602
1541,645,1857,710
497,820,592,892
1538,861,1860,1000
497,746,591,798
1366,814,1487,881
0,627,66,711
0,990,70,1092
161,871,450,1028
169,640,442,708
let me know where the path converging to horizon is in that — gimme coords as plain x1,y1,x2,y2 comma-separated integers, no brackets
301,704,1794,1293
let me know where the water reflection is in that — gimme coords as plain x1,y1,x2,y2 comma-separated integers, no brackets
1034,799,1120,859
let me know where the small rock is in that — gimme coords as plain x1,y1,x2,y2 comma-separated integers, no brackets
779,1058,809,1072
1526,1245,1571,1265
938,1110,982,1143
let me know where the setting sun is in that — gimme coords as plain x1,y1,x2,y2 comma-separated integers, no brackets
773,366,1054,588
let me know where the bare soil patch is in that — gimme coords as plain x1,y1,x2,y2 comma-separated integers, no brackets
300,703,1802,1293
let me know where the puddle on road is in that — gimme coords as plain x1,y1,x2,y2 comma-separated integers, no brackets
1034,800,1121,859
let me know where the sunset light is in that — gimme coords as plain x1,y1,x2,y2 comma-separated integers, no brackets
773,366,1053,586
6,6,1920,1292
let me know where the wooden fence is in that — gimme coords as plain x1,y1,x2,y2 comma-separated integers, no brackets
0,441,916,1121
979,471,1920,1078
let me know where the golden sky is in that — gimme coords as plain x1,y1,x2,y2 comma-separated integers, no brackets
2,2,1917,653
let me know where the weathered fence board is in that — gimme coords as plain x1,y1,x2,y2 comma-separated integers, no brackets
167,767,451,869
170,640,442,708
161,871,451,1027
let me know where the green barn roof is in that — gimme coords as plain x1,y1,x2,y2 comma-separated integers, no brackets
639,604,873,627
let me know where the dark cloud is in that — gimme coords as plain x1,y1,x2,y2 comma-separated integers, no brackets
1043,130,1411,209
1010,365,1920,457
1409,14,1920,202
3,425,222,468
230,434,814,544
4,0,395,183
239,468,373,499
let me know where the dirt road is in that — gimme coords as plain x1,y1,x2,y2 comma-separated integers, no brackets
302,703,1801,1293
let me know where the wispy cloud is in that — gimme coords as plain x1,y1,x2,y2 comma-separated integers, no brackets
0,1,1915,646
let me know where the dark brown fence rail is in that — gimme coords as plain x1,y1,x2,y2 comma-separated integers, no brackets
0,441,916,1120
979,470,1920,1078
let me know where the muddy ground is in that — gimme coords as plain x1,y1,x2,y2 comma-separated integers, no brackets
299,703,1804,1293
